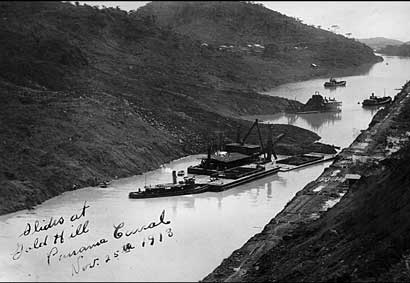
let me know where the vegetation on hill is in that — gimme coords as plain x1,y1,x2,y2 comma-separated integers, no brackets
378,44,410,57
0,1,340,214
136,1,382,86
358,37,404,50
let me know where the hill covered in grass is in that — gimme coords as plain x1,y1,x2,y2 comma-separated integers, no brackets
0,1,338,214
358,37,404,50
378,43,410,57
136,1,382,87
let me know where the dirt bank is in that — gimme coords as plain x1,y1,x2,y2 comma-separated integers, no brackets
203,80,410,282
0,2,375,215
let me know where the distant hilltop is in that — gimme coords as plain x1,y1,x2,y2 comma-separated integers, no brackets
135,1,380,70
358,37,404,50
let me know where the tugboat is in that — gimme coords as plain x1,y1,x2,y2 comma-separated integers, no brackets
128,171,208,199
362,92,392,106
323,96,343,112
324,77,347,88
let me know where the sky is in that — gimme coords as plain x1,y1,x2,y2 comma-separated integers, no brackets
79,1,410,42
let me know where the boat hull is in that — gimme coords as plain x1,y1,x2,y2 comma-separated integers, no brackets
129,184,210,199
324,81,346,87
362,97,392,106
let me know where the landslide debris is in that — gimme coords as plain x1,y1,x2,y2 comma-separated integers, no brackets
0,2,335,214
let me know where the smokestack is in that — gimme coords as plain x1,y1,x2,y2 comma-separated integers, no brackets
207,144,211,160
236,125,241,143
172,170,177,184
218,131,224,151
267,124,273,161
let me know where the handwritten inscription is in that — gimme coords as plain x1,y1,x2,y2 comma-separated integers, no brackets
19,217,65,237
71,228,174,276
11,202,174,277
47,238,108,265
112,209,171,239
19,201,90,238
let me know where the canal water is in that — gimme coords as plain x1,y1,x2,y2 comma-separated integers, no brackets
245,55,410,148
1,56,409,282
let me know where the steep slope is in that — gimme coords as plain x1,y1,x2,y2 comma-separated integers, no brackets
245,138,410,281
358,37,404,50
204,83,410,282
0,1,330,214
136,1,382,88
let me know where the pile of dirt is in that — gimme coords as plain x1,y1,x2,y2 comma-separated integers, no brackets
300,93,327,112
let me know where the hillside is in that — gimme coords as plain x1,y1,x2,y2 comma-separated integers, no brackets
203,82,410,282
378,43,410,57
358,37,404,50
136,1,382,87
237,94,410,282
0,1,337,214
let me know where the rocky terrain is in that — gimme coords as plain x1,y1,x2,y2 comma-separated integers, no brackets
0,1,380,215
204,81,410,282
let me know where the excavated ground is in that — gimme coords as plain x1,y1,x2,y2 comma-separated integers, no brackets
203,80,410,282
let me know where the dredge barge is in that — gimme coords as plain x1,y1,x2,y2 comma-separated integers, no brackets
129,119,336,199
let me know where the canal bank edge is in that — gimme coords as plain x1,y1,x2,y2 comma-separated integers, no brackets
202,80,410,282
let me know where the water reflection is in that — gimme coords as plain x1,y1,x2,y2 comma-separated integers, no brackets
283,112,342,131
327,85,346,92
361,105,387,115
244,56,410,148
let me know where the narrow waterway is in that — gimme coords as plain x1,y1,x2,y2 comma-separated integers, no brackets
244,55,410,147
1,56,409,282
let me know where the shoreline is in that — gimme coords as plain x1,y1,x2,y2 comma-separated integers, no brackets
203,80,410,282
0,60,381,217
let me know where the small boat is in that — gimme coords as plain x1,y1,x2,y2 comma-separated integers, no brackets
99,180,111,188
362,93,392,106
324,77,346,87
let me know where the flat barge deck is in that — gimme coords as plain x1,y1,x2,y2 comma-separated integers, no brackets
205,164,281,192
128,153,336,199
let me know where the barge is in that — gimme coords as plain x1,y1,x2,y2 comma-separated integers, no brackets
129,163,281,198
129,174,210,199
128,119,337,199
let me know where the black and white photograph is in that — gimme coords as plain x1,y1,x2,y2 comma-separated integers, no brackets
1,1,410,282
